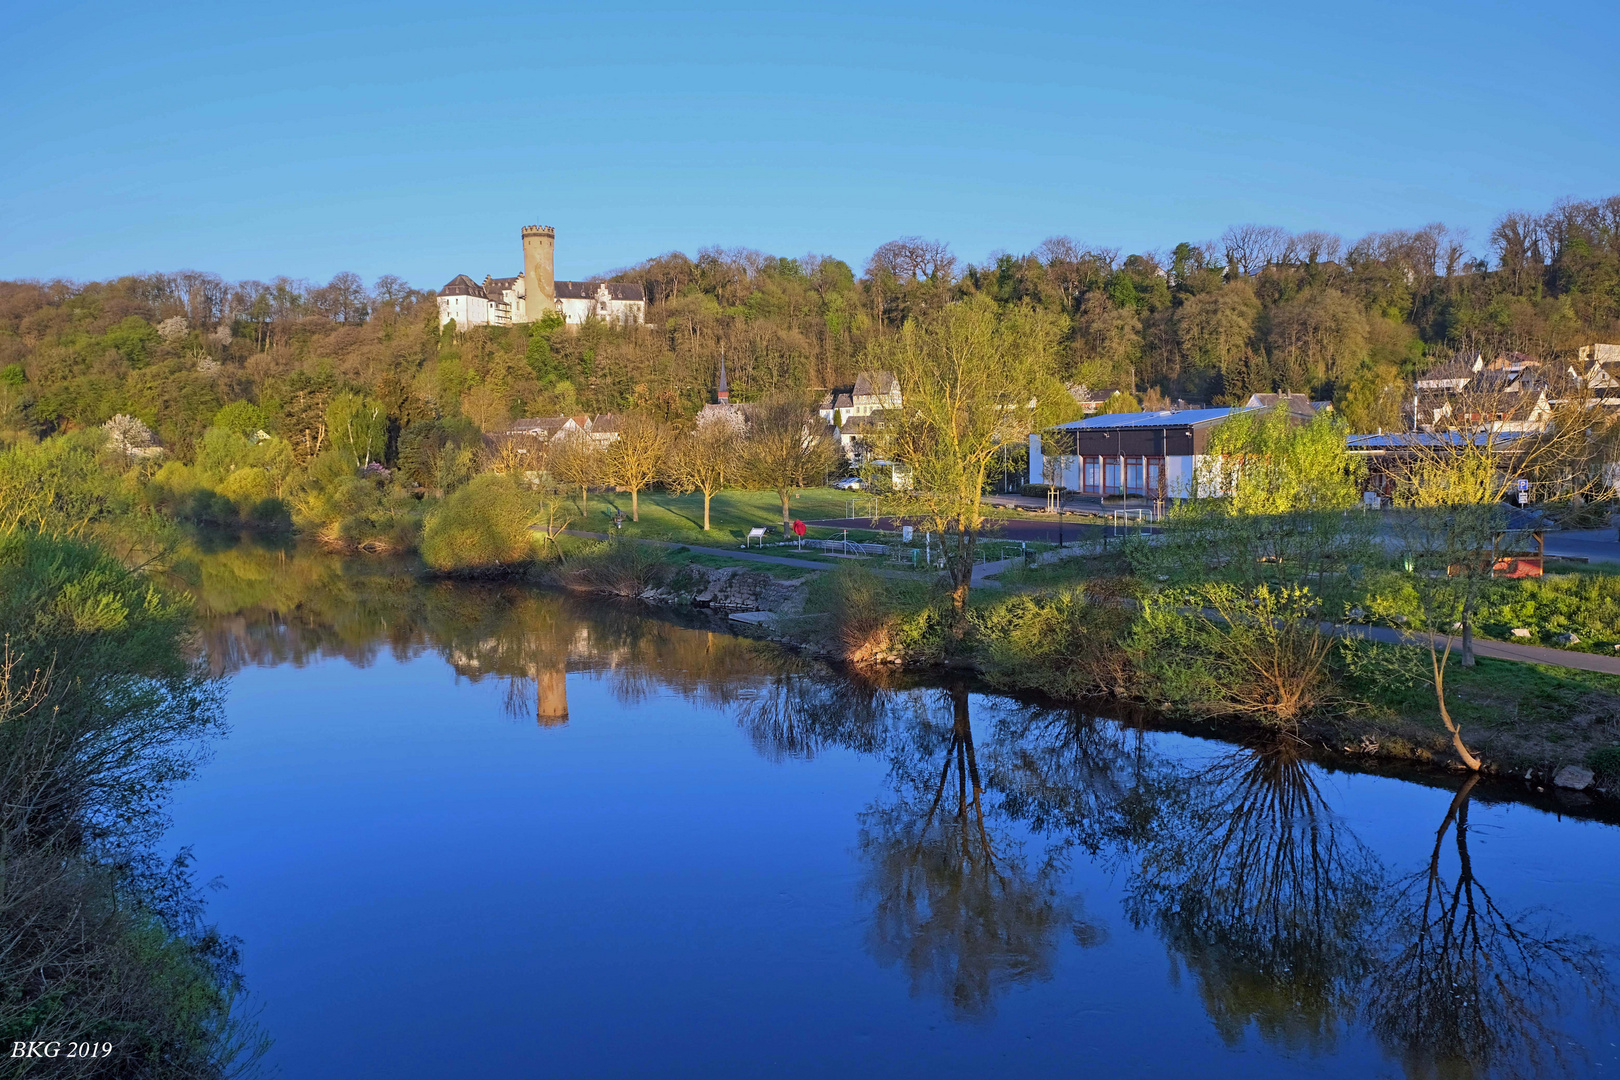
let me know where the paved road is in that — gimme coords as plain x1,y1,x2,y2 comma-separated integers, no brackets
1541,528,1620,565
1348,624,1620,674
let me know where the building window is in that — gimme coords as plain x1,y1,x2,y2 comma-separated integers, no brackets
1104,457,1120,493
1126,456,1144,494
1083,457,1100,493
1146,457,1163,498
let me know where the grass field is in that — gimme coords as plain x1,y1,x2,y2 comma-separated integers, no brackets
1351,652,1620,770
564,488,851,542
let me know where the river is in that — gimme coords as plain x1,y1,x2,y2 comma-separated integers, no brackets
165,546,1620,1078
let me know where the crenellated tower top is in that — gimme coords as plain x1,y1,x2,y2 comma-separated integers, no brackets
522,225,555,237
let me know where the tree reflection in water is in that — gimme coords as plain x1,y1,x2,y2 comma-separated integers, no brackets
1365,775,1614,1080
180,545,1617,1061
729,659,893,760
857,685,1102,1018
990,703,1174,863
1126,740,1383,1052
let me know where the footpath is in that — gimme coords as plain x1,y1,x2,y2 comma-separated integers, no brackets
554,529,833,572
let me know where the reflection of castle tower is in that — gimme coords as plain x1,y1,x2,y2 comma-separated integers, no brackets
535,664,568,727
522,225,557,315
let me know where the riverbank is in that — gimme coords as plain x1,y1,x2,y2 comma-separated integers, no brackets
540,536,1620,802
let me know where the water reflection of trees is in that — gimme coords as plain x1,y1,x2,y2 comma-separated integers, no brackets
857,685,1102,1018
1118,744,1613,1075
183,544,790,726
1365,775,1613,1080
183,546,1616,1063
1124,741,1382,1053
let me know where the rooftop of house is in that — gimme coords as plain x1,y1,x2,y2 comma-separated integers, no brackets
1243,392,1321,414
1346,430,1538,451
1045,406,1253,431
853,370,899,398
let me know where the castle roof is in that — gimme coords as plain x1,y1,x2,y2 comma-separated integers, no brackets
439,274,486,298
555,281,646,302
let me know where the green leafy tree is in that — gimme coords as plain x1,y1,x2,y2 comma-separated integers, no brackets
212,400,268,436
875,297,1064,628
325,392,387,469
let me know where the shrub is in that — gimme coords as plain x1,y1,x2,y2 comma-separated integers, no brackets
828,562,897,661
0,532,261,1075
557,539,669,596
290,451,420,552
420,473,538,573
1474,573,1620,647
972,576,1139,697
1130,583,1340,726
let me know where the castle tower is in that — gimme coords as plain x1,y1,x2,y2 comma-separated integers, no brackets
521,225,556,321
535,663,568,727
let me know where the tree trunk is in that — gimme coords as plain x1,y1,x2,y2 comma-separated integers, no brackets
780,489,791,532
631,487,639,522
1432,642,1482,770
948,529,975,638
1461,614,1475,667
580,484,588,514
702,490,711,532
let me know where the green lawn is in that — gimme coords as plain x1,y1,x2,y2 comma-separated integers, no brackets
567,488,882,544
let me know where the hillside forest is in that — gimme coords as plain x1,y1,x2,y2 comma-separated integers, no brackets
3,194,1619,465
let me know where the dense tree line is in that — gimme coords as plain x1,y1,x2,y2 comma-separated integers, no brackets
2,193,1618,462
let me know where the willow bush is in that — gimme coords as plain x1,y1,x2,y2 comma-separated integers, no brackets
419,473,539,574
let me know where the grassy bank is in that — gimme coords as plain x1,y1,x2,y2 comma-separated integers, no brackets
782,557,1620,792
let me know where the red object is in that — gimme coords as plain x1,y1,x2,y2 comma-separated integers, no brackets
791,519,806,537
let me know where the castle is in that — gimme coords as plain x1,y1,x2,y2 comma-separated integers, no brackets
436,226,646,329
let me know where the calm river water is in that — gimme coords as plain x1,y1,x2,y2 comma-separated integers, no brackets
167,549,1620,1078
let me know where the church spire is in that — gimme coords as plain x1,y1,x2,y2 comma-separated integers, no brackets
716,350,729,404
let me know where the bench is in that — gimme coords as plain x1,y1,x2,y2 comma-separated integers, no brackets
743,527,768,548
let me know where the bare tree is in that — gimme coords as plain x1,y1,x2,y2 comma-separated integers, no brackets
601,413,669,522
1380,374,1600,769
1220,224,1291,276
547,429,604,515
664,422,741,531
1293,231,1344,265
743,391,839,531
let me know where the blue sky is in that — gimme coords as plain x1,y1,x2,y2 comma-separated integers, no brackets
3,1,1616,288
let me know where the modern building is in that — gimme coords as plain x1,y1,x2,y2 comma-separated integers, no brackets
437,226,646,329
1030,407,1254,499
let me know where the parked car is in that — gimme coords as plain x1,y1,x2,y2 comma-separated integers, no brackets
832,477,864,491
